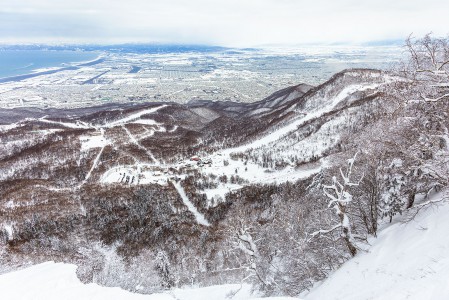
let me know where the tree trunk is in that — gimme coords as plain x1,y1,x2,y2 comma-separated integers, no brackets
343,228,358,257
406,188,416,209
339,205,357,257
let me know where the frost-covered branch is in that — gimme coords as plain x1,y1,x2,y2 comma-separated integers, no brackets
420,92,449,102
310,224,342,239
320,152,362,256
237,226,260,259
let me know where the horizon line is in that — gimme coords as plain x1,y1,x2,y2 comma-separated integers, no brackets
0,39,406,49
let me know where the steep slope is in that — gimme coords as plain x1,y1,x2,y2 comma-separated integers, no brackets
304,190,449,300
207,69,389,179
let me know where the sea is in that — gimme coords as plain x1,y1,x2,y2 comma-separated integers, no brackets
0,45,404,89
0,50,100,79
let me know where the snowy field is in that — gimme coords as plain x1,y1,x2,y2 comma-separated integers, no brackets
0,262,290,300
2,192,448,300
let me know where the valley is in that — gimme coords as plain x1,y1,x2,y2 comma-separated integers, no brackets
0,37,448,299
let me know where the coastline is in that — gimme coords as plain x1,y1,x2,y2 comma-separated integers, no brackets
0,55,105,84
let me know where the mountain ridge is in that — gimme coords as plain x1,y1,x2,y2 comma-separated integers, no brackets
2,66,445,297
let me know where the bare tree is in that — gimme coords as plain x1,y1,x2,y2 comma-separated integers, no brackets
399,33,449,102
376,34,449,220
312,152,362,256
232,220,275,290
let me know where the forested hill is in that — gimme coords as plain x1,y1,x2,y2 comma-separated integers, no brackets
1,35,448,298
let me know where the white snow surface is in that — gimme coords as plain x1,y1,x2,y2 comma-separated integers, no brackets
3,224,14,240
304,191,449,300
80,134,110,151
0,262,260,300
105,105,167,128
131,119,161,126
81,146,105,186
172,181,211,226
0,123,21,132
38,117,90,129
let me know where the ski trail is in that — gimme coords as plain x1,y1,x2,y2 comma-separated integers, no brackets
137,129,156,140
223,83,380,154
32,185,72,192
80,146,105,186
105,105,167,128
38,117,91,129
122,125,159,164
172,181,210,226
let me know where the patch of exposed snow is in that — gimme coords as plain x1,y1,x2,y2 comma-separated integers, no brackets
203,153,321,187
247,107,272,116
80,134,110,151
389,158,403,168
203,183,242,206
3,224,13,240
0,262,171,300
100,166,140,185
38,117,91,129
0,123,20,132
105,105,167,128
80,146,105,186
226,83,379,154
100,164,170,186
131,119,161,126
122,125,159,164
172,181,210,226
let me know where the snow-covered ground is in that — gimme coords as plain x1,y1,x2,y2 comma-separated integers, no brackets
104,105,167,128
38,117,91,129
94,76,379,201
303,190,449,300
3,192,448,300
2,70,446,299
80,130,111,151
0,262,256,300
172,181,211,226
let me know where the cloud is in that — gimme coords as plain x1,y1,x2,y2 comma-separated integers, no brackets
1,0,449,46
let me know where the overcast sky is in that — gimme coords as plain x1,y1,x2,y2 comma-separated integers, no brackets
1,0,448,46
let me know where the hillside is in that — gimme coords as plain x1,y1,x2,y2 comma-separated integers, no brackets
1,36,449,298
304,189,449,300
2,189,448,299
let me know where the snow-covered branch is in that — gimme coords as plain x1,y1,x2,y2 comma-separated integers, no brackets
320,152,362,256
420,93,449,102
310,224,342,239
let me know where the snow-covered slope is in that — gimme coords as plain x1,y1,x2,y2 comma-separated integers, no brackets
0,262,256,300
2,192,448,300
304,191,449,300
186,82,313,118
0,262,289,300
225,69,386,157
